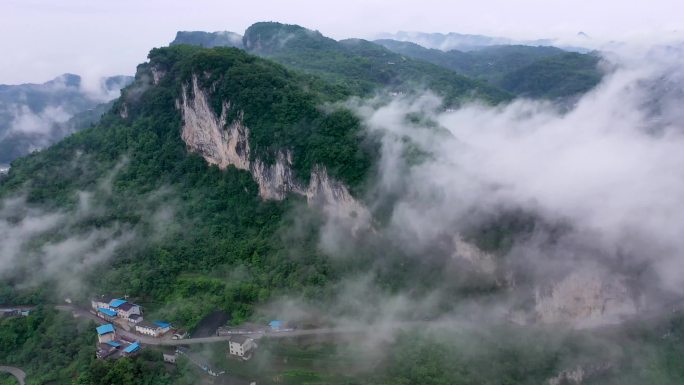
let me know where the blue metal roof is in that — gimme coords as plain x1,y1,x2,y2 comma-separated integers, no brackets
105,341,121,347
96,324,115,335
269,320,283,328
97,307,117,317
109,298,127,308
153,321,170,328
123,342,140,353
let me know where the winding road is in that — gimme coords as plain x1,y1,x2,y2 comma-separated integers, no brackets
0,366,26,385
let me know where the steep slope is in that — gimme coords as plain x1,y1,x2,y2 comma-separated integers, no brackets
0,45,376,327
0,73,132,166
499,52,602,98
375,39,602,98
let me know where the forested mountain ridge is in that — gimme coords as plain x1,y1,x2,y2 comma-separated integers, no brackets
375,39,602,98
0,44,380,322
4,22,683,385
171,30,243,48
172,22,513,104
171,22,601,101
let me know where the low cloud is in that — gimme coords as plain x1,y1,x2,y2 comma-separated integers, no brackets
267,43,684,339
0,158,175,297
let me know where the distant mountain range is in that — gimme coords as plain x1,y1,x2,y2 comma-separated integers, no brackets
170,23,601,101
374,40,601,98
0,73,132,166
375,31,591,52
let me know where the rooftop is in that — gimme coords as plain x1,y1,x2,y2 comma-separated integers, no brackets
229,334,252,344
109,298,128,308
105,340,121,348
96,324,115,335
138,320,157,329
153,321,171,328
123,342,140,354
116,302,137,311
97,307,117,317
269,320,283,328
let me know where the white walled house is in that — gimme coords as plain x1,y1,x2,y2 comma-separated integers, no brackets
135,321,171,337
136,321,162,337
228,335,255,359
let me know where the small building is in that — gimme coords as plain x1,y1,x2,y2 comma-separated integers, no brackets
163,349,177,364
109,299,142,320
269,320,283,331
0,309,20,318
153,321,171,334
97,307,118,321
96,343,117,359
228,335,255,359
91,296,116,311
122,342,141,356
172,329,188,340
135,321,170,337
128,314,143,324
96,324,116,344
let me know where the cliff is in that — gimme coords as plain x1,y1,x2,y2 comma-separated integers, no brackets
179,74,368,223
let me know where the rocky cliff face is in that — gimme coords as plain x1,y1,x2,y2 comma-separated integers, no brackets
179,74,368,223
534,270,638,328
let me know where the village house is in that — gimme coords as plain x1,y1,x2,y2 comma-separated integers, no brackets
228,335,256,360
91,296,143,322
163,349,177,364
135,321,171,337
96,324,116,344
172,329,188,340
96,307,118,322
269,320,283,331
0,307,31,318
122,342,141,357
109,299,142,321
96,340,123,359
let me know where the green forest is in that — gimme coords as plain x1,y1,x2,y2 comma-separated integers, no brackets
1,21,682,385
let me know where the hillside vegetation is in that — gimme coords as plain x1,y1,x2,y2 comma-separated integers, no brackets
375,39,602,98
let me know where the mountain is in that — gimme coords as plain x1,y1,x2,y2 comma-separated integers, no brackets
170,30,243,48
375,39,602,98
173,22,512,104
173,23,598,102
0,73,133,166
0,40,512,383
376,30,589,52
3,23,683,385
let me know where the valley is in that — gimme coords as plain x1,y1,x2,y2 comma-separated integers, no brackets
1,6,684,385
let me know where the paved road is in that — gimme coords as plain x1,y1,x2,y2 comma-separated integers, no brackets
0,366,26,385
55,305,405,346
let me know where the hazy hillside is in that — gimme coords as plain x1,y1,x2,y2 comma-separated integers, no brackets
375,39,602,97
376,30,589,52
0,73,132,166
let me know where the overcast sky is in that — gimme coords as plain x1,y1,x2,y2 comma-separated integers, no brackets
2,0,682,84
